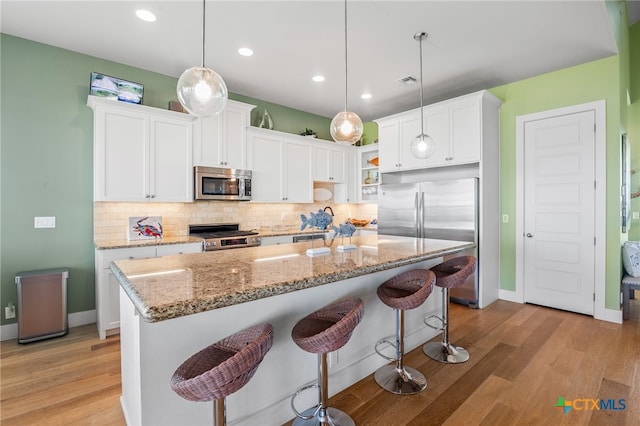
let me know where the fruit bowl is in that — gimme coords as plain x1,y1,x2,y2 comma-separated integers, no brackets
348,218,369,227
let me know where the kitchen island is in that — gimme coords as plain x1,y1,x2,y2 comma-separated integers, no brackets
112,235,475,426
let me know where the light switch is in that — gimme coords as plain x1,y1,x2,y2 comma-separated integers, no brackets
34,216,56,228
502,214,509,223
633,212,640,220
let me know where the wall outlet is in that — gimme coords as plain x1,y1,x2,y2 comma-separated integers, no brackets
502,214,509,223
5,303,16,319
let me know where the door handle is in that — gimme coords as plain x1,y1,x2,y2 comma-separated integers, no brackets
526,233,533,237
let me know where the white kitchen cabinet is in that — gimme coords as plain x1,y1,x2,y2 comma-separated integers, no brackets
95,242,202,339
193,100,256,169
334,150,357,203
313,143,346,183
88,96,195,202
375,90,500,172
248,128,313,203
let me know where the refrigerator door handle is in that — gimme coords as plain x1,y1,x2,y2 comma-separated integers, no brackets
413,192,420,238
420,192,425,238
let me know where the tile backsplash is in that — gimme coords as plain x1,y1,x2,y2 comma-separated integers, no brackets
94,201,377,241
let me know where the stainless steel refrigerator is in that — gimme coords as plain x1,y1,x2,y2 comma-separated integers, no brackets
378,178,479,307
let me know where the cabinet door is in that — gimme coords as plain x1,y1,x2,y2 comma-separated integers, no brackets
398,112,423,171
260,235,293,246
249,134,284,202
422,106,451,168
313,145,331,181
377,120,400,172
95,108,148,201
330,148,346,182
222,107,249,169
449,99,481,165
150,117,193,202
284,140,313,203
195,114,223,167
335,150,357,203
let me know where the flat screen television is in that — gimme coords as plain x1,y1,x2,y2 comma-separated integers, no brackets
90,72,143,105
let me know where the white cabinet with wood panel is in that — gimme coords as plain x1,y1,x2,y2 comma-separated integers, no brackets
95,242,202,339
375,90,501,173
193,100,256,169
248,128,313,203
88,96,195,202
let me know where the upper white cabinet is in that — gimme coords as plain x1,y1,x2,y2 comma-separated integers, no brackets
375,90,501,173
248,128,313,203
88,96,195,202
313,142,346,183
334,150,357,203
193,100,256,169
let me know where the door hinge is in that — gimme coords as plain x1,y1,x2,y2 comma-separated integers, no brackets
594,123,596,133
594,180,596,189
593,293,596,301
594,237,596,245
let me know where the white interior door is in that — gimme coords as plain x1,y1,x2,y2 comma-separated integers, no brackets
523,110,595,315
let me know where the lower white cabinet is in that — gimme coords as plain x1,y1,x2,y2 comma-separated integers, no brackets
95,242,201,339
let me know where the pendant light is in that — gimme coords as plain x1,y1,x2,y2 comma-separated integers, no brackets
176,0,228,117
410,32,436,159
330,0,363,145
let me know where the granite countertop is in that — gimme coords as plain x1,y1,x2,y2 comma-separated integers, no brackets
111,235,474,323
95,236,203,250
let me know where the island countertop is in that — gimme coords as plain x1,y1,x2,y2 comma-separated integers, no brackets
111,235,474,323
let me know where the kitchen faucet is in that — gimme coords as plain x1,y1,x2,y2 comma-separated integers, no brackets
323,206,334,216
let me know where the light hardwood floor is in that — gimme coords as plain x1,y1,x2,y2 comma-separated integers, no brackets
2,298,638,425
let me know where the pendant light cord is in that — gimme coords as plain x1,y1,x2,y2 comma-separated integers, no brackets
344,0,348,112
415,32,427,137
201,0,206,68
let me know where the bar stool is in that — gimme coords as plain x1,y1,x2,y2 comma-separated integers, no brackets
290,297,364,426
170,323,273,426
374,269,436,395
423,256,476,364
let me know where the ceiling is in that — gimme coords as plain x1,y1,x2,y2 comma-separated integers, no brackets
1,1,630,121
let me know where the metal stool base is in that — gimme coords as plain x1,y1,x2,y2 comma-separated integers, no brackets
423,341,469,364
374,364,427,395
292,407,355,426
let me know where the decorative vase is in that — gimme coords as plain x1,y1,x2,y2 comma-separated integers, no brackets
259,109,274,130
364,171,373,184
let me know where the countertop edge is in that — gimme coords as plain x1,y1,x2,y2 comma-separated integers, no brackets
110,242,473,323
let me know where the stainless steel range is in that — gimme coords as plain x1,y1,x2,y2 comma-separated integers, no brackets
189,224,261,251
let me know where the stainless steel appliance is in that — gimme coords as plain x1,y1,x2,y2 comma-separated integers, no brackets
378,178,479,307
194,166,252,201
189,224,261,251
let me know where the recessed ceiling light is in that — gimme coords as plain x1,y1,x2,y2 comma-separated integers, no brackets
238,47,254,57
312,75,325,82
136,9,156,22
361,93,372,99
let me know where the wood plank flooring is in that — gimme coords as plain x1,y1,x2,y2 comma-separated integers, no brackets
1,298,638,425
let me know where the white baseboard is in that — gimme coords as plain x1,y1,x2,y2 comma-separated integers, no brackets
499,289,522,303
594,306,623,324
0,309,97,341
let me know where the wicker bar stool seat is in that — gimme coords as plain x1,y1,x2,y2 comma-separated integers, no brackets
423,256,476,364
291,297,364,426
374,269,435,395
170,323,273,425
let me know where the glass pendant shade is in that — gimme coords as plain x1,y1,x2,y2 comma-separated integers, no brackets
177,66,228,117
330,110,363,145
410,133,436,159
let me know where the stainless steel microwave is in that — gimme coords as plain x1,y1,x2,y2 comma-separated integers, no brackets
194,166,252,201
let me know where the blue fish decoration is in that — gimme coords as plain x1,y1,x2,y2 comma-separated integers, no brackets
332,223,356,238
300,209,333,231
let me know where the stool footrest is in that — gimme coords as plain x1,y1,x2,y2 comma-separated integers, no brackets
374,338,399,362
424,314,445,331
291,383,320,420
